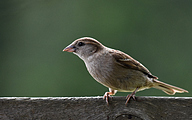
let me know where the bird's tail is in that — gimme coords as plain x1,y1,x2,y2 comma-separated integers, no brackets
153,79,188,95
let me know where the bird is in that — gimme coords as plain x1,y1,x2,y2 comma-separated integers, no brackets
63,37,188,105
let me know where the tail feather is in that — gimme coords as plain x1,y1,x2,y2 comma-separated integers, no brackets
153,79,188,95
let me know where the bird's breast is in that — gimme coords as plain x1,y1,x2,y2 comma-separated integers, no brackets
84,53,154,92
85,56,113,80
84,53,114,84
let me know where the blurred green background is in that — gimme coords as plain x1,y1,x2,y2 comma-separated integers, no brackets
0,1,191,97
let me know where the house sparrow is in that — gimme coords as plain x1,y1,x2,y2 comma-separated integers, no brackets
63,37,188,105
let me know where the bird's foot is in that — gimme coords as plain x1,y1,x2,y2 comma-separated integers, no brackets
125,94,136,105
103,89,117,105
103,92,113,105
125,87,139,105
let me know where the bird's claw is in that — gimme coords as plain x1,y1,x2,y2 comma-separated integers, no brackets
103,92,112,105
125,88,139,105
125,94,136,105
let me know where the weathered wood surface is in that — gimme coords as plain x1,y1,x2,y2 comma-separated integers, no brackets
0,97,191,120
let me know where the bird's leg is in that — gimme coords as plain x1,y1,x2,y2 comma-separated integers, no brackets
103,88,117,105
125,87,139,105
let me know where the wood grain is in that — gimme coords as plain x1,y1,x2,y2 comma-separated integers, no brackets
0,97,191,120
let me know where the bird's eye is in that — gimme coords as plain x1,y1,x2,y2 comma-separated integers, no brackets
78,42,85,46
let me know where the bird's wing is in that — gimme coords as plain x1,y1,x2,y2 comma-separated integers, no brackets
110,49,158,79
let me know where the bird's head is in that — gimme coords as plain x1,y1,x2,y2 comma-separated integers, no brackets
63,37,104,61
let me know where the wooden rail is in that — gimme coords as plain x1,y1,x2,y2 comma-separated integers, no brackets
0,97,191,120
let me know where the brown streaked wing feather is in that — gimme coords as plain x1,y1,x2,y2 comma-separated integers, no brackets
110,49,158,79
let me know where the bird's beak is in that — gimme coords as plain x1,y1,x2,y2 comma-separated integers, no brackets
63,45,76,52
